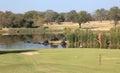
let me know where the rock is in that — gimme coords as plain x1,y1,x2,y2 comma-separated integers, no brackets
42,40,49,45
61,40,67,47
50,35,59,41
25,40,31,43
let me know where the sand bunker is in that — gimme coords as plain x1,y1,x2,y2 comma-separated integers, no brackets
20,51,39,55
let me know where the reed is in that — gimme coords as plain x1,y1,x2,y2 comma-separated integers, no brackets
110,27,120,49
65,27,120,49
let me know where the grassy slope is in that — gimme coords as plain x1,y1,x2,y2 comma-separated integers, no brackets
0,48,120,73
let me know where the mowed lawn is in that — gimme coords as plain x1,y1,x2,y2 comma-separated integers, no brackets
0,48,120,73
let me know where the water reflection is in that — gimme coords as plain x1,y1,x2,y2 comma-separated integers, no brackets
0,34,66,49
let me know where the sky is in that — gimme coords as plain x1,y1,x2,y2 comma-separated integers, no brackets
0,0,120,13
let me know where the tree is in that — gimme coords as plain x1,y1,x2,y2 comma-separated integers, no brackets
108,6,120,27
0,12,4,27
44,10,58,23
12,14,24,28
56,13,65,24
77,11,91,28
64,10,78,22
24,11,39,20
32,12,46,27
24,11,39,26
93,8,108,22
23,20,33,28
0,11,14,28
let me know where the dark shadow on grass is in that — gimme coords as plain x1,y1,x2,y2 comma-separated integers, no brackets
82,26,99,29
0,50,37,55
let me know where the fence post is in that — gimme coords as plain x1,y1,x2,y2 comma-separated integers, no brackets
99,54,102,65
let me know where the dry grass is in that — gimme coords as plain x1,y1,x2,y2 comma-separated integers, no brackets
82,21,114,31
44,21,120,31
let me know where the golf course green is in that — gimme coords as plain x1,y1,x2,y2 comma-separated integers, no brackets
0,48,120,73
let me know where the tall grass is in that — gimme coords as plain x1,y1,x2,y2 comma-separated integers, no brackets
65,28,99,48
110,27,120,49
65,27,120,49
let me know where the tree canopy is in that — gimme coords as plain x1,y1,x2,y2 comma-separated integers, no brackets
93,8,108,21
0,6,120,28
77,11,92,28
108,7,120,27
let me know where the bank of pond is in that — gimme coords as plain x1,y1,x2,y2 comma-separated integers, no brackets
0,34,67,49
0,27,120,49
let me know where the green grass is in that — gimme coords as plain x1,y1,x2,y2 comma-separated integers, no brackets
0,48,120,73
12,28,46,34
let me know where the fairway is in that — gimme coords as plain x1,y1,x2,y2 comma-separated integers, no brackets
0,48,120,73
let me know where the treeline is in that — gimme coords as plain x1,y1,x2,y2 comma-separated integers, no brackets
0,6,120,28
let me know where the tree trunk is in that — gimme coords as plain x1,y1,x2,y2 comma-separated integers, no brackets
78,23,81,28
114,20,118,31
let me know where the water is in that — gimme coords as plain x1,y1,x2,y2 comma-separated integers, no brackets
0,34,66,49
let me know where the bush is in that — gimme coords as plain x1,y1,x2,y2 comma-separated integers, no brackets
110,27,120,49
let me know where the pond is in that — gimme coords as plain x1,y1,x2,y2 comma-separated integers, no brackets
0,34,66,49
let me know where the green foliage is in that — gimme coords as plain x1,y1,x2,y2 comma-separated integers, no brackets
77,11,92,28
0,6,120,28
24,10,39,20
45,10,58,22
56,15,64,24
66,28,120,49
55,13,65,24
64,10,78,22
0,11,14,27
108,7,120,27
93,8,108,21
110,27,120,49
66,29,99,48
23,20,33,28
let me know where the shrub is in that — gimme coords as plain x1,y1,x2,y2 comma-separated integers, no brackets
110,27,120,49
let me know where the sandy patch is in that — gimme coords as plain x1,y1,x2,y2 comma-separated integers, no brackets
20,51,39,55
